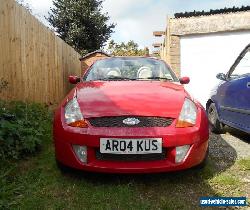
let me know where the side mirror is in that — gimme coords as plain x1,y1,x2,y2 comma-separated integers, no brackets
68,75,80,84
216,73,226,81
179,76,190,84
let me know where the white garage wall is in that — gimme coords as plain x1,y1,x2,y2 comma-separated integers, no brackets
180,31,250,107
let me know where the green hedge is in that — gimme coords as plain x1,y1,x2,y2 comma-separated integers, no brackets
0,101,52,160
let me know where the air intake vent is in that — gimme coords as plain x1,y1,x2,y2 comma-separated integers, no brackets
88,116,174,127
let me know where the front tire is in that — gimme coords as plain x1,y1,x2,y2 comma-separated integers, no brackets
207,103,224,134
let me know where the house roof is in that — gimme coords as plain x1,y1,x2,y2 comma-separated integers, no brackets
79,50,111,61
174,5,250,19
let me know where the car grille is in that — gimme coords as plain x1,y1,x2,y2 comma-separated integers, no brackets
88,116,174,127
95,148,167,162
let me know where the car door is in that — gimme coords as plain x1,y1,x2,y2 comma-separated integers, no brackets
219,46,250,131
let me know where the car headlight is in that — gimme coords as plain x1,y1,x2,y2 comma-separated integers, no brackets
176,98,197,128
64,97,88,128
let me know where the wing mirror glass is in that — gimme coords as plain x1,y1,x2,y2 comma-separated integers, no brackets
68,75,80,84
179,76,190,84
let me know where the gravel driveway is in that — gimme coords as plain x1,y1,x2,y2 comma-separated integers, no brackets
209,127,250,161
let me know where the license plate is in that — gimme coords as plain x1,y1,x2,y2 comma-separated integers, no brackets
100,138,162,154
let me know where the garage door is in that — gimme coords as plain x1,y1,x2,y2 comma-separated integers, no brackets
180,31,250,107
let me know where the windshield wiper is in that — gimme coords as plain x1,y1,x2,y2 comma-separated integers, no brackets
101,76,135,81
137,77,173,81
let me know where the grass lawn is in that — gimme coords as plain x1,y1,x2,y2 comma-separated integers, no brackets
0,127,249,209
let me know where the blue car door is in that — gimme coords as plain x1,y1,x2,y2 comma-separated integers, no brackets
219,46,250,132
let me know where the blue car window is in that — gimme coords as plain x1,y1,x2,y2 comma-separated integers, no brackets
230,50,250,78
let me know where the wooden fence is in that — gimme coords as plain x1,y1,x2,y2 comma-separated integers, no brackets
0,0,81,104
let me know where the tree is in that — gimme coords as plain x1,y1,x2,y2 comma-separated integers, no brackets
107,40,149,56
48,0,115,55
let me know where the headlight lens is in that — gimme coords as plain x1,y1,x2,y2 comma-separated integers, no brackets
64,97,88,128
176,98,197,128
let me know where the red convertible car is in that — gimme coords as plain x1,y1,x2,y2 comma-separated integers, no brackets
53,57,209,173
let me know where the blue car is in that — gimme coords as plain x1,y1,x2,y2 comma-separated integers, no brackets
206,44,250,134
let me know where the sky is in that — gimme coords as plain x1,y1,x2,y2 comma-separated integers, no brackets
24,0,250,51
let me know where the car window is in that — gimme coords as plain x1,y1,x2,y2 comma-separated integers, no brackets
84,57,178,82
230,49,250,79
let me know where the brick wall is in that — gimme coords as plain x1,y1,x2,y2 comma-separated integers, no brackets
169,36,180,76
170,11,250,36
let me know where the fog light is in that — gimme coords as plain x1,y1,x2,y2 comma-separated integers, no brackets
73,145,87,163
175,145,190,163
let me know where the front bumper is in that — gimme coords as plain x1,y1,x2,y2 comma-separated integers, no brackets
53,107,209,173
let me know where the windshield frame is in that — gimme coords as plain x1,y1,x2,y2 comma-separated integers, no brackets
82,57,179,82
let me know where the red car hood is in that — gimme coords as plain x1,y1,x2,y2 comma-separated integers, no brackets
76,81,189,118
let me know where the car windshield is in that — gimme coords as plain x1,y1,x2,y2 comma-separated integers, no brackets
84,57,178,82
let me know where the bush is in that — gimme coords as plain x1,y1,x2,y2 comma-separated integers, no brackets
0,101,52,160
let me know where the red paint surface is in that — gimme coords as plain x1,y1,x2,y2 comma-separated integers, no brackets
75,81,188,118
